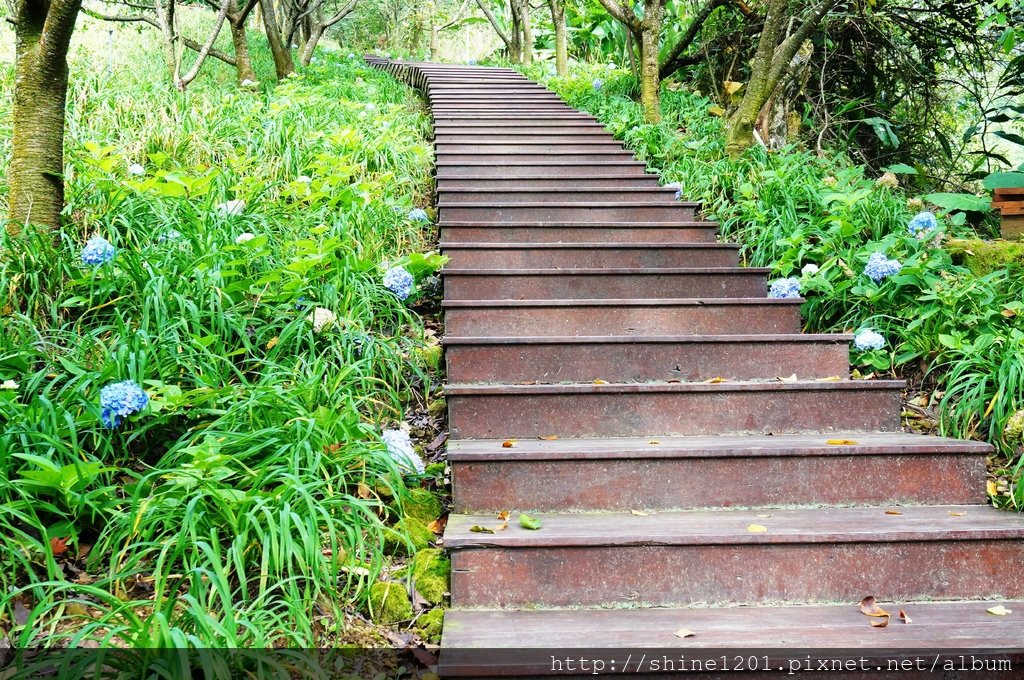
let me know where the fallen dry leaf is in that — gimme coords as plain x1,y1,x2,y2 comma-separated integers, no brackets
538,435,559,441
630,510,649,517
870,617,889,628
826,439,859,445
501,440,517,448
356,483,372,499
949,511,967,517
815,376,842,382
885,510,903,515
1002,307,1017,319
704,376,727,384
50,536,69,556
723,80,743,95
497,511,510,521
593,379,609,385
674,628,697,638
648,440,660,445
778,374,799,383
266,336,279,350
987,605,1012,616
427,517,447,534
987,480,998,496
469,525,494,534
859,596,891,618
899,610,912,624
746,524,768,534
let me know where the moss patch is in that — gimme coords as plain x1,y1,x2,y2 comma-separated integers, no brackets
367,582,413,625
384,516,434,555
398,488,442,523
947,239,1024,276
411,548,451,605
416,608,444,644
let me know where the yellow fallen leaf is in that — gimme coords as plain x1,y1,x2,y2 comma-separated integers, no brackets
778,374,799,383
826,439,859,445
885,510,903,515
747,524,768,533
497,511,510,521
987,605,1012,616
593,379,609,385
266,336,279,350
538,435,559,440
704,376,727,384
501,440,517,448
674,628,696,638
949,511,967,517
630,510,649,517
815,375,842,382
987,480,998,496
469,525,494,534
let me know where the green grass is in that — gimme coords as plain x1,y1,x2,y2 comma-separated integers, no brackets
0,24,444,648
517,63,1024,506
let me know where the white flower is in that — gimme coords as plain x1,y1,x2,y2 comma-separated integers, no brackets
307,306,336,333
0,380,18,390
240,79,259,88
297,175,312,183
234,232,256,244
854,329,886,351
382,428,425,474
127,163,146,176
801,263,819,276
217,199,246,217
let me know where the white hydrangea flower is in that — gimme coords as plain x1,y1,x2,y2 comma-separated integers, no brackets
297,175,312,183
382,428,425,474
308,306,336,333
801,263,820,276
217,199,246,217
127,163,146,176
0,380,18,390
234,232,256,244
240,79,259,88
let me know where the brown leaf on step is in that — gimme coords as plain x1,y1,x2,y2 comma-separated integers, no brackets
50,536,69,556
704,376,727,383
815,376,843,382
859,596,891,618
357,482,372,499
518,380,538,385
497,511,510,521
746,524,768,533
885,510,903,515
469,525,494,534
630,510,649,517
949,511,967,517
870,617,889,628
899,610,912,624
987,605,1012,616
501,440,517,448
674,628,697,638
538,435,559,440
826,439,859,445
427,517,447,534
778,374,799,383
648,439,660,445
593,379,609,385
496,520,510,532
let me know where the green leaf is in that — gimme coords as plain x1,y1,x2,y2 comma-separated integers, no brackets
983,172,1024,190
518,513,542,530
883,163,917,175
923,193,991,213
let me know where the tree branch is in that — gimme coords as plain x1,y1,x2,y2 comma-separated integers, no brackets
474,0,514,52
176,0,230,87
439,0,472,31
659,0,734,79
764,0,840,95
322,0,358,28
597,0,640,36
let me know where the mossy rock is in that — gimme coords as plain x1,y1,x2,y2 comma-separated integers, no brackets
424,462,446,478
383,516,434,555
947,239,1024,276
411,548,451,605
367,582,413,625
416,608,444,644
398,487,442,523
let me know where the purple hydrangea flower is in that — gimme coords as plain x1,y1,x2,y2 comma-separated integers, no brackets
768,277,801,299
853,329,886,351
81,236,115,266
100,380,149,428
907,211,937,238
383,266,414,300
592,78,604,90
864,252,902,282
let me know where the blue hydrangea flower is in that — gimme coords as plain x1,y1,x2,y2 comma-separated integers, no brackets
467,59,477,65
907,211,937,238
81,236,115,266
408,208,429,222
592,78,604,90
853,329,886,351
383,266,414,300
768,277,801,299
100,380,149,428
382,428,425,474
864,252,902,282
158,229,182,243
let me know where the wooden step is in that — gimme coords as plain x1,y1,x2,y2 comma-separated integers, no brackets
443,334,850,383
435,134,619,144
436,176,662,190
437,152,638,164
433,120,606,129
440,242,739,268
439,202,700,223
439,187,678,203
439,601,1024,675
441,223,718,243
437,142,627,154
448,433,990,511
443,298,804,336
446,380,904,439
435,162,649,178
444,505,1024,608
442,267,769,300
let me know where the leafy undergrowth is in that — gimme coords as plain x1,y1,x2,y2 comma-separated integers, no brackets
0,37,449,655
517,63,1023,508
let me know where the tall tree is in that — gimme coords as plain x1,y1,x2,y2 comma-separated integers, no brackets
548,0,567,76
598,0,663,121
724,0,839,157
294,0,361,66
260,0,296,78
8,0,83,234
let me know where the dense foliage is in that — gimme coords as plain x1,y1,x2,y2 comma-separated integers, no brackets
523,64,1024,505
0,32,444,646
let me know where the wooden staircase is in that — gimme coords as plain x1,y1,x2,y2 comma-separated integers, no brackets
367,57,1024,674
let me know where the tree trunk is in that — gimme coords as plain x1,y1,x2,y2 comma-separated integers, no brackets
725,0,785,157
9,0,82,234
548,0,566,77
260,0,295,78
430,25,438,60
228,1,258,83
638,0,663,123
299,24,324,66
509,0,523,63
520,0,532,64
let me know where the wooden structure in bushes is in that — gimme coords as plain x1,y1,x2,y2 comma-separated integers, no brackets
993,187,1024,239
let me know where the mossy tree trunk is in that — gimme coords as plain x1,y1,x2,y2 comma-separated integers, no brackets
297,0,359,66
597,0,663,122
9,0,83,235
228,0,258,83
260,0,295,78
548,0,567,76
517,0,532,64
724,0,839,158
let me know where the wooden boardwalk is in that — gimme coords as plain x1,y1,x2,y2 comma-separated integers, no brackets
367,57,1024,675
